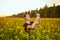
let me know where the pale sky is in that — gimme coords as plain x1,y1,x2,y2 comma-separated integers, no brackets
0,0,60,16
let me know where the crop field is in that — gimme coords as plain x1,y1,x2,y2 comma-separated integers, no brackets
0,18,60,40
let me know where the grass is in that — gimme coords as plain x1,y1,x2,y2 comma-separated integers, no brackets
0,18,60,40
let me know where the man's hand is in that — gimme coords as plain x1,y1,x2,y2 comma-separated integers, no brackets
36,13,40,21
36,13,40,18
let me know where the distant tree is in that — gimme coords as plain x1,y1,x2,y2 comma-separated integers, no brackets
6,5,60,18
43,4,48,17
55,5,60,18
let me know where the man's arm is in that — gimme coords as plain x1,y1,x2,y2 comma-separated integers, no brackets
36,13,41,24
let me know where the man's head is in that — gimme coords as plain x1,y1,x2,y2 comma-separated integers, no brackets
24,13,30,21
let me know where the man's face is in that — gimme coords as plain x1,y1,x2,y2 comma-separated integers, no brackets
25,14,30,21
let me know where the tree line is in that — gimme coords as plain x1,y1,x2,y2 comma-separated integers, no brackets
7,4,60,18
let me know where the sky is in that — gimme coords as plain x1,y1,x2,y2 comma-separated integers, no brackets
0,0,60,16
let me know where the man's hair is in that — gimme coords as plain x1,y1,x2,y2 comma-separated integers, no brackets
23,13,29,18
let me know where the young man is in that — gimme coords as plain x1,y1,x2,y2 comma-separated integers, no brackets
23,13,41,33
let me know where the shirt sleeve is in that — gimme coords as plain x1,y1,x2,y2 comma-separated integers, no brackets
23,23,30,27
30,22,33,25
23,23,27,27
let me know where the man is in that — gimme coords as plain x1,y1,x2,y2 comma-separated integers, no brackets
23,13,41,33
